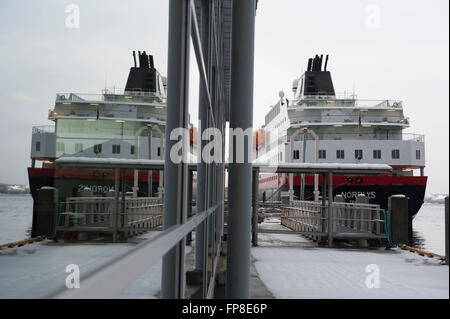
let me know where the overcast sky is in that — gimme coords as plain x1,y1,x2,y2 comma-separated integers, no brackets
0,0,448,194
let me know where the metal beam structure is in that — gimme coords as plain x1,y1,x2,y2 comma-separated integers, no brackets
162,0,232,299
194,0,211,274
252,169,259,247
328,171,333,246
161,0,191,299
226,0,256,299
113,168,120,242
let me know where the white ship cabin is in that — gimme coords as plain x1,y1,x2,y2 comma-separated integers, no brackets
30,51,174,168
255,55,425,177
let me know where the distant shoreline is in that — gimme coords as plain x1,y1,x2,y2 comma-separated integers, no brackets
424,194,448,205
0,191,30,195
0,183,30,195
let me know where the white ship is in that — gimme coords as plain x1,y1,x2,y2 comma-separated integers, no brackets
28,52,198,236
255,55,427,217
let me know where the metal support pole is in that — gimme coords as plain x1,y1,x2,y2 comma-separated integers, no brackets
289,137,294,203
133,171,139,197
187,169,193,245
154,125,165,200
121,169,127,240
300,134,307,200
328,172,333,247
195,0,211,271
445,197,449,265
161,0,191,299
289,172,294,203
148,126,153,197
113,168,119,242
133,125,149,197
321,173,326,243
252,170,259,247
226,0,256,299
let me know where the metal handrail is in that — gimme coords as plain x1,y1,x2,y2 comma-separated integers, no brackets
263,132,424,144
55,91,166,103
289,97,403,108
49,202,222,299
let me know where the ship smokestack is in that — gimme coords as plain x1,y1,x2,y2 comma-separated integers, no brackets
142,51,150,68
307,58,313,71
149,55,154,69
125,50,158,93
132,51,137,68
302,54,335,96
312,54,320,71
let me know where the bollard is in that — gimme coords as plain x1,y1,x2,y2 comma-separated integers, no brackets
388,195,409,245
445,197,449,265
32,187,58,238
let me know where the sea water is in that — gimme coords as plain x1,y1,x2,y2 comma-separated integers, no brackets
0,194,33,244
413,203,447,256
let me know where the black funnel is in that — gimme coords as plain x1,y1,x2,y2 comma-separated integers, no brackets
125,50,158,92
301,54,335,96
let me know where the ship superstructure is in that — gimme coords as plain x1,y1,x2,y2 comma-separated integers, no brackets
28,52,196,202
255,55,427,217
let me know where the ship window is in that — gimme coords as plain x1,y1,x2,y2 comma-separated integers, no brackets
416,150,420,160
112,145,121,154
35,142,41,152
56,142,65,152
354,149,363,160
336,150,344,159
373,150,381,159
93,144,102,154
392,149,400,159
130,145,135,155
319,150,326,159
75,143,83,153
293,150,300,160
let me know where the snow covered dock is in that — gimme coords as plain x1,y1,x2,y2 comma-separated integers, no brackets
254,218,449,299
0,220,447,299
0,232,168,299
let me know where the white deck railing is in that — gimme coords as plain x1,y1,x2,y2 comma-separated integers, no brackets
58,197,163,233
281,200,386,239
